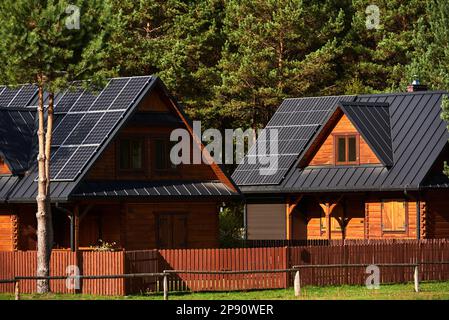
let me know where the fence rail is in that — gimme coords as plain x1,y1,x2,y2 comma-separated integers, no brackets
1,239,449,295
3,261,449,300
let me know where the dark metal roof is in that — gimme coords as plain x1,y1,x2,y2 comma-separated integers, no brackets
0,176,19,201
232,95,356,186
7,76,157,202
72,180,239,199
339,101,393,166
235,91,449,193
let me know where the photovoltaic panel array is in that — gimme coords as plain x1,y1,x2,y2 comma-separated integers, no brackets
0,108,36,173
33,76,153,181
232,95,355,186
0,84,38,108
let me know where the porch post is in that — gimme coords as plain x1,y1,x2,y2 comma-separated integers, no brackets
319,200,340,241
286,196,303,240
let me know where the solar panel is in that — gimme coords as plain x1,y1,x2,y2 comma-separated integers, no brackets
0,87,22,107
89,78,130,111
47,147,77,179
62,112,103,145
52,114,84,145
55,87,84,112
83,111,124,145
69,89,98,112
109,77,150,110
8,85,38,108
29,76,153,182
54,146,97,180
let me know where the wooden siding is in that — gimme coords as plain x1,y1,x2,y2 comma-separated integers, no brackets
17,205,37,251
309,114,381,166
277,195,422,240
0,157,11,175
365,199,417,239
0,211,14,251
125,202,219,249
247,204,286,240
426,191,449,238
15,201,219,251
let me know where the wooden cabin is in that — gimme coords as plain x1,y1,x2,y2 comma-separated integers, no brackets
0,76,239,251
233,83,449,240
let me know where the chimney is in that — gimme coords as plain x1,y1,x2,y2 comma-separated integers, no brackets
407,76,428,92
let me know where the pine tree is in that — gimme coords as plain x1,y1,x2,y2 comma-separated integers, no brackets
405,0,449,175
406,0,449,89
342,0,426,93
212,0,349,130
106,0,225,127
0,0,116,293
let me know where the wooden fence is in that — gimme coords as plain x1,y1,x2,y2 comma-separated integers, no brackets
1,239,449,295
0,250,124,295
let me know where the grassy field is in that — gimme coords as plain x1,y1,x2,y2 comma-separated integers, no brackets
0,281,449,300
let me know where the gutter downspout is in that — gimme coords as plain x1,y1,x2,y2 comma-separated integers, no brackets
55,203,75,251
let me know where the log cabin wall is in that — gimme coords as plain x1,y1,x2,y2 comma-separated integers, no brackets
309,114,381,166
15,201,219,250
0,207,16,251
0,157,11,175
291,194,420,240
425,190,449,238
124,201,219,249
365,198,418,239
293,195,365,240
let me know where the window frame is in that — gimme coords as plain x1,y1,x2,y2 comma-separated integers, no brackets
333,133,360,165
117,137,146,173
152,137,178,174
381,199,408,233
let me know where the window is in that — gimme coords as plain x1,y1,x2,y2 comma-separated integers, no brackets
382,200,407,232
153,139,177,171
157,213,188,249
119,139,144,170
334,134,358,165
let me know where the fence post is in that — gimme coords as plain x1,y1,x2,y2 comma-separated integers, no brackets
294,271,301,297
163,273,168,301
14,281,20,301
414,265,419,293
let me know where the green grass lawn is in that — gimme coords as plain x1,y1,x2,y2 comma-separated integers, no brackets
1,281,449,300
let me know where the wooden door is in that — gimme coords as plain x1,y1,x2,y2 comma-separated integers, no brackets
157,213,187,249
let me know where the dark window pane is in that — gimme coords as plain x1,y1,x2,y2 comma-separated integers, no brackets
131,140,143,169
337,137,346,162
348,136,357,162
120,140,130,169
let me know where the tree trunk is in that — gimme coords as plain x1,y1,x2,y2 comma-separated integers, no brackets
45,93,54,254
36,80,52,293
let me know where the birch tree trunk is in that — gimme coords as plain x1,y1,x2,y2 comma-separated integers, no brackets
36,78,52,293
45,93,54,255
